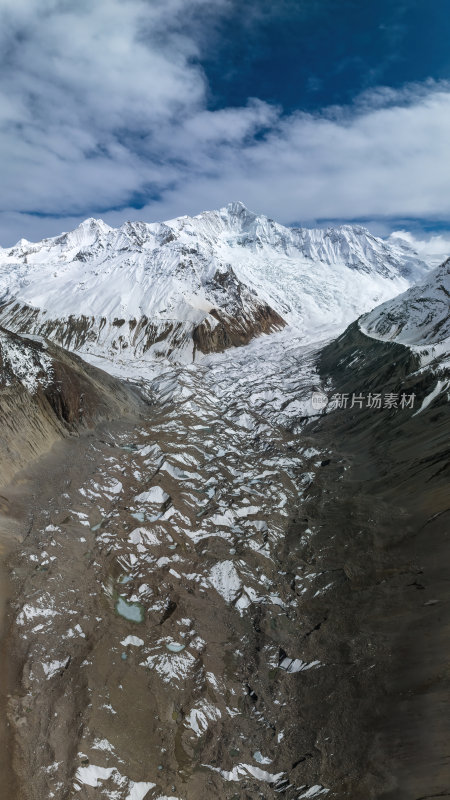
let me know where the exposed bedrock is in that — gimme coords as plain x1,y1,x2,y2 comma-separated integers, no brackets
0,297,286,361
192,303,286,354
0,326,144,488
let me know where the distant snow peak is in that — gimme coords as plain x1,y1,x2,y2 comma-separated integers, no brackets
223,200,257,222
0,203,434,362
226,200,249,214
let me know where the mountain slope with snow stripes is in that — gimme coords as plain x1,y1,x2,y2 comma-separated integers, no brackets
0,202,435,361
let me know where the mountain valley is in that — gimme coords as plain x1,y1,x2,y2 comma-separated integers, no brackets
0,205,448,800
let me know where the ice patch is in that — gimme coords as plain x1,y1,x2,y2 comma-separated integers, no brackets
209,560,242,602
297,786,329,798
42,659,69,679
279,657,321,673
135,486,170,505
121,636,145,647
413,379,449,416
185,701,222,736
140,647,196,683
126,781,157,800
203,763,285,783
128,527,161,546
75,764,115,787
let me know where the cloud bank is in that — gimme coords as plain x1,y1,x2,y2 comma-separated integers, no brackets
1,0,450,244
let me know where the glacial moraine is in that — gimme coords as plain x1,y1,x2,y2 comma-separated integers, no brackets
2,325,448,799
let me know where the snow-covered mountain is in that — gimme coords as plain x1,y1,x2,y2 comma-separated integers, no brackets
360,257,450,346
0,202,431,362
359,256,450,399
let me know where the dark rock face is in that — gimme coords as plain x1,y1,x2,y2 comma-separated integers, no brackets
192,303,286,354
287,324,450,798
41,350,136,429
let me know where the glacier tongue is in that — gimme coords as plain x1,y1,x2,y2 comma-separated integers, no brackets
9,324,331,799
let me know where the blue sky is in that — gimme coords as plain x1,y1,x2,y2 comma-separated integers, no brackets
0,0,450,245
201,0,450,112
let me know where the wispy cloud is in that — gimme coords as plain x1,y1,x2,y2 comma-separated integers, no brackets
1,0,450,245
388,230,450,267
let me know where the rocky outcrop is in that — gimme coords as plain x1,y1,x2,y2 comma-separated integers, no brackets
0,293,286,362
360,257,450,346
0,327,143,488
192,303,285,354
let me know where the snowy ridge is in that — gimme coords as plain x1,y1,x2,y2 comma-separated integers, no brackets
0,202,431,361
359,257,450,395
360,257,450,346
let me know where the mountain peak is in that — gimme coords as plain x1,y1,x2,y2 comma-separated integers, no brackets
56,217,113,251
331,223,371,236
75,217,111,234
0,202,434,364
220,201,261,227
225,200,254,216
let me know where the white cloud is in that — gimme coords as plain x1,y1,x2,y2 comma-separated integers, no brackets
112,83,450,227
1,0,450,245
388,230,450,268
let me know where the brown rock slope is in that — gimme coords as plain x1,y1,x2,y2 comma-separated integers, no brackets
288,322,450,798
0,326,144,488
